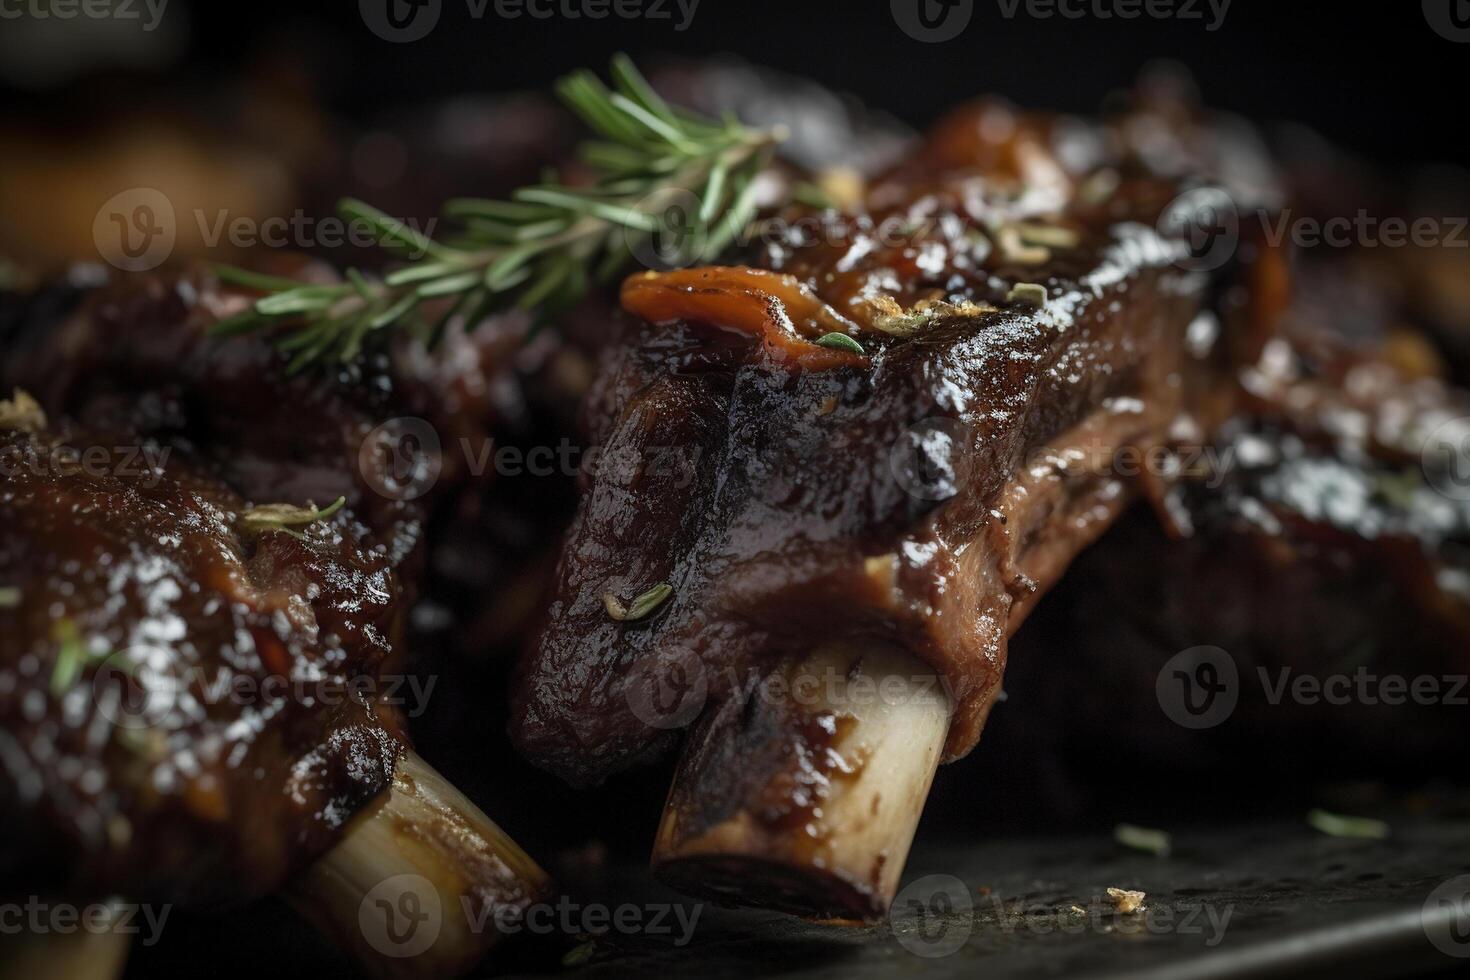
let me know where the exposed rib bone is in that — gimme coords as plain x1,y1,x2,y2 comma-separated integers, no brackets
653,642,949,921
287,750,550,980
0,904,131,980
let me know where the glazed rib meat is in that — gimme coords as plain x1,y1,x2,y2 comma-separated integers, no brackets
0,270,424,907
512,92,1278,786
998,255,1470,786
0,406,406,905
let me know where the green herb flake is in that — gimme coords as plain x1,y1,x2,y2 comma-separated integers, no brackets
1307,808,1390,840
561,941,597,967
792,182,837,210
814,332,866,355
49,619,92,696
1006,283,1049,308
1114,823,1173,857
603,583,673,622
239,496,347,537
1014,222,1081,250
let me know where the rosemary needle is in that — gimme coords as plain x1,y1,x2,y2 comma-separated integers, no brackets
212,55,781,373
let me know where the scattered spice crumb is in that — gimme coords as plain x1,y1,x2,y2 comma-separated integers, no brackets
561,941,596,967
1114,823,1173,857
1014,221,1081,250
1007,282,1048,307
997,224,1051,265
0,388,46,433
1107,887,1146,914
1307,808,1390,840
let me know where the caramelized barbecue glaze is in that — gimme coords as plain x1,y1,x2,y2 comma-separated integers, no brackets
513,92,1283,785
0,272,424,906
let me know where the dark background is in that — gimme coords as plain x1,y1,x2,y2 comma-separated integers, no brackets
6,6,1469,976
2,0,1466,169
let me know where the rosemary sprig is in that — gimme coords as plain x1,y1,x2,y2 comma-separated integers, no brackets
212,55,781,373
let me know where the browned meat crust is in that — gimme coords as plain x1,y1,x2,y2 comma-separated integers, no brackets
0,270,427,907
511,93,1278,786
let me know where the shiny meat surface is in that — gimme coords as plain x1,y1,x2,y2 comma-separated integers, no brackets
992,256,1470,793
0,412,405,906
512,95,1270,786
0,270,429,906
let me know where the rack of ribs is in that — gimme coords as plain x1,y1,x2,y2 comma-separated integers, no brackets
0,269,549,979
510,83,1284,918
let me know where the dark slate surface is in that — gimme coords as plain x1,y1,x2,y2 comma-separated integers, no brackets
125,805,1470,978
511,811,1470,980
